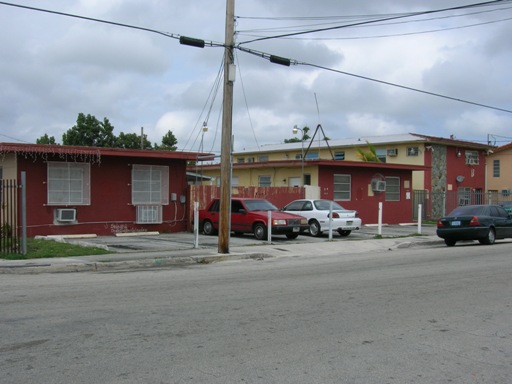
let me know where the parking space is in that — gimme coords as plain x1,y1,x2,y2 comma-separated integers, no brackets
63,224,437,253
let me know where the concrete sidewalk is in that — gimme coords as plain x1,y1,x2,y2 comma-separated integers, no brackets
0,225,442,274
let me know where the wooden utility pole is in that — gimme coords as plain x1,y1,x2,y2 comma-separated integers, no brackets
218,0,235,253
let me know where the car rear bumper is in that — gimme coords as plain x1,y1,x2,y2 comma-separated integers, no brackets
320,218,362,232
436,227,489,240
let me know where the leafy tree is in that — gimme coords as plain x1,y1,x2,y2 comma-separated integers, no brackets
116,132,152,149
36,133,57,145
284,126,311,143
62,113,116,147
154,130,178,151
59,113,178,150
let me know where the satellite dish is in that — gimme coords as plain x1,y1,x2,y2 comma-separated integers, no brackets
456,175,465,183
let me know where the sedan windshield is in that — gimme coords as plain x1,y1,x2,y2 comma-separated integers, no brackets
244,200,278,211
314,200,345,211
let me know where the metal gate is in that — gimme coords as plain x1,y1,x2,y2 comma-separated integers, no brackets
413,190,512,221
1,179,20,254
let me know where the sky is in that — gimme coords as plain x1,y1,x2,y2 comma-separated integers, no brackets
1,0,512,155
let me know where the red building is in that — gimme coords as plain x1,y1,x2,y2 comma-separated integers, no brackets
1,143,199,237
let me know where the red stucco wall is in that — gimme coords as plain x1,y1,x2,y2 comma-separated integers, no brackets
318,166,414,224
17,155,190,237
445,147,486,193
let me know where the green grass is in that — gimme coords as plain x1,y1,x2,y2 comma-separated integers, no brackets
0,238,113,260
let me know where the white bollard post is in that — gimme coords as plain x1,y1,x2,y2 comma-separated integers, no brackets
267,210,272,244
193,202,199,248
417,204,422,235
378,202,383,236
328,200,334,241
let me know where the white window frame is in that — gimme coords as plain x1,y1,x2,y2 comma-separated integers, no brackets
385,177,400,201
333,174,351,201
493,159,500,177
131,164,169,205
259,175,271,187
465,150,479,165
407,147,419,156
47,162,90,206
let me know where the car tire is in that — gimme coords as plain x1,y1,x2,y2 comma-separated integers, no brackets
309,220,322,237
202,220,216,236
479,227,496,245
253,223,267,240
286,233,299,239
337,230,352,237
444,239,456,247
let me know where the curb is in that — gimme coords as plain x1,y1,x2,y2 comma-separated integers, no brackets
0,252,274,274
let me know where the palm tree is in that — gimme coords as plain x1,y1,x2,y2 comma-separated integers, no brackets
356,141,381,162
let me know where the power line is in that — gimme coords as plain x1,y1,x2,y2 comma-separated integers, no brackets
239,15,512,41
0,1,224,47
237,4,512,41
238,0,511,44
236,45,512,115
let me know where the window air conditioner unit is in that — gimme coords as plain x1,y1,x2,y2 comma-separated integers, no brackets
56,208,76,222
387,148,398,157
371,180,386,192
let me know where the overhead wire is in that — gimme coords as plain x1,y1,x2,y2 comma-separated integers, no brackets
181,57,225,152
235,51,261,151
0,1,224,47
238,5,512,41
237,0,512,44
240,15,512,41
236,45,512,115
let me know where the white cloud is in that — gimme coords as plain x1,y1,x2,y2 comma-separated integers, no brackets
1,0,511,150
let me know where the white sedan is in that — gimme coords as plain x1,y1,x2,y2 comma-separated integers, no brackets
282,199,362,237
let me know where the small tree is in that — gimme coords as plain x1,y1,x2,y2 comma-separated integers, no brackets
284,126,311,143
36,134,57,145
62,113,116,147
116,132,152,149
154,130,178,151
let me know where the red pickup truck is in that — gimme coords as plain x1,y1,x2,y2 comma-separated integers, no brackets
199,198,308,240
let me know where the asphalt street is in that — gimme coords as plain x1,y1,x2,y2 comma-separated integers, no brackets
1,241,511,383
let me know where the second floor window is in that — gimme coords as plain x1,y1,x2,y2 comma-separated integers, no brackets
493,159,500,177
465,150,479,165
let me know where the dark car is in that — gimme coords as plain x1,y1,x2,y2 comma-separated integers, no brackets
436,204,512,246
499,201,512,214
199,198,308,240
